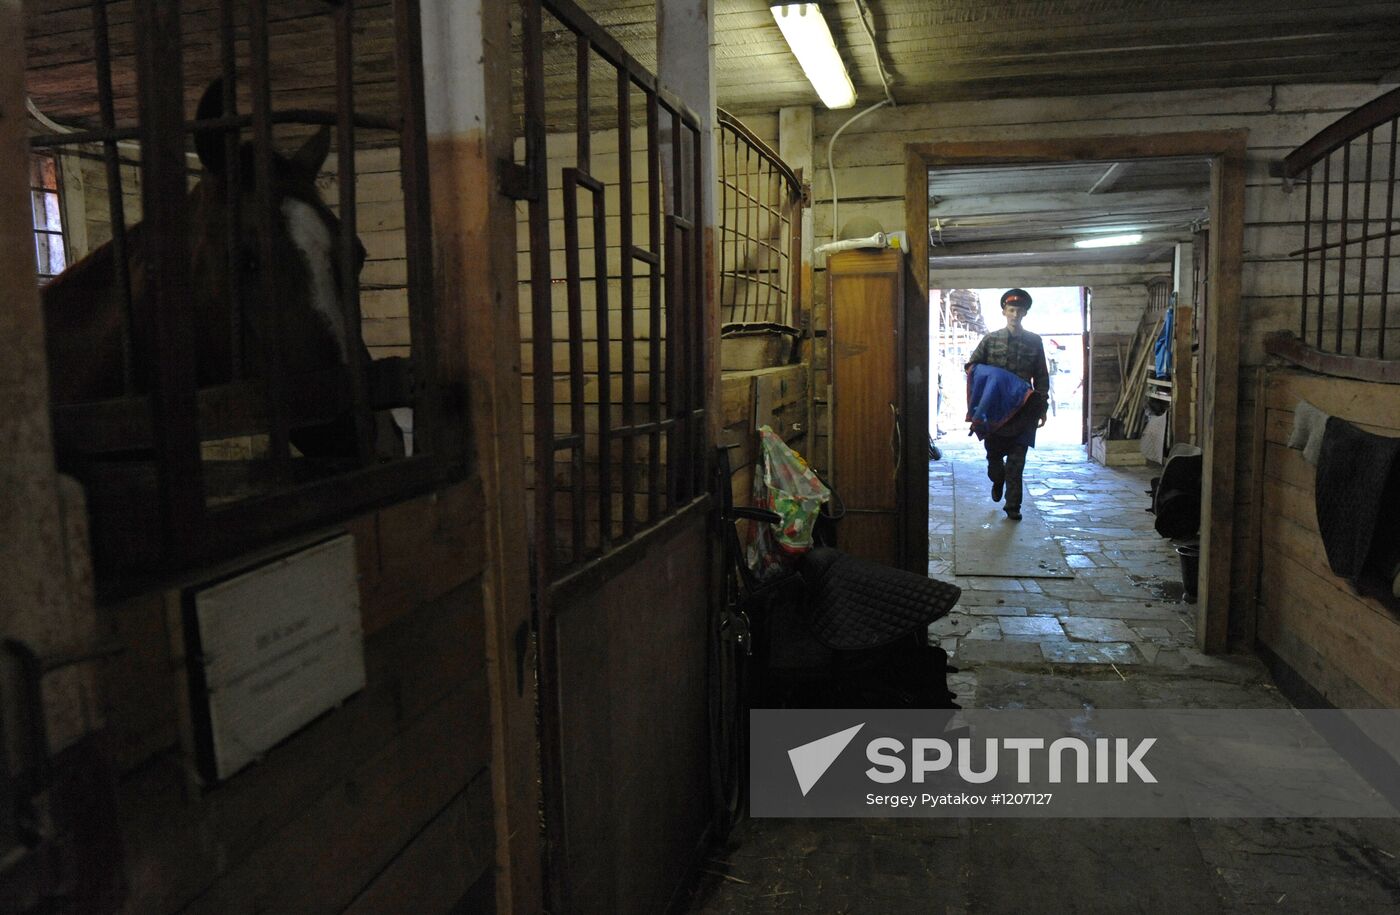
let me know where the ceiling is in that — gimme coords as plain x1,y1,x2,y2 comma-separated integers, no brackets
925,157,1211,271
22,1,1397,270
579,0,1400,114
575,0,1392,270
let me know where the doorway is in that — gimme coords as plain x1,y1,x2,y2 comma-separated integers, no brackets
905,132,1247,652
930,286,1086,449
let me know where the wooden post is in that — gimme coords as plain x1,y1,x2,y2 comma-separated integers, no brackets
418,3,542,911
779,106,815,439
0,0,104,762
1197,136,1248,654
1171,304,1194,445
658,0,718,448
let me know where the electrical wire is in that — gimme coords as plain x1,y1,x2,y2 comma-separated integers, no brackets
825,98,890,243
852,0,896,108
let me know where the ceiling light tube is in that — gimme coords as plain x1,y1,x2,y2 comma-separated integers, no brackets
771,4,856,109
1073,233,1143,249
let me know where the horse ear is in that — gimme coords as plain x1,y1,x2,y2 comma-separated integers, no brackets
194,79,226,175
291,126,332,178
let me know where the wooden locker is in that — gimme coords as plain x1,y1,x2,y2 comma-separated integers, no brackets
828,249,910,569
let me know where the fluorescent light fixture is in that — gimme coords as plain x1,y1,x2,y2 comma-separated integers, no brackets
1073,233,1143,249
771,4,856,109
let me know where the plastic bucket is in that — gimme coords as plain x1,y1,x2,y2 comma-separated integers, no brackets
1176,543,1200,604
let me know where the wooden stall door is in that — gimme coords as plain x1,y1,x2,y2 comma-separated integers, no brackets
514,1,715,910
829,250,905,566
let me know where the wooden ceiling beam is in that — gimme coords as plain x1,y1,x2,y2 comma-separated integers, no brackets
928,187,1208,215
928,229,1192,258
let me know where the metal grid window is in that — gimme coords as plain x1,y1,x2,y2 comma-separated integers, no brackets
515,0,709,578
30,152,67,282
1283,86,1400,359
716,108,803,328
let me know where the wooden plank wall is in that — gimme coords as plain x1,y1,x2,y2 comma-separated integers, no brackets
98,479,494,912
549,507,711,914
56,151,143,261
719,363,811,507
778,81,1394,649
1256,371,1400,707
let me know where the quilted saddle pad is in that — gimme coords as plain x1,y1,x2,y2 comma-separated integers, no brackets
799,547,962,651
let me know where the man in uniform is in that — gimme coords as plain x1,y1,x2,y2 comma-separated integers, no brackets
965,288,1050,520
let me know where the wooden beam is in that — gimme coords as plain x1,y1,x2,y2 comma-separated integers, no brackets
1197,131,1249,654
1263,331,1400,384
926,187,1210,216
419,2,542,912
927,229,1191,258
1088,161,1124,194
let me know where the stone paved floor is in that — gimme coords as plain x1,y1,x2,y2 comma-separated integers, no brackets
684,444,1400,914
928,442,1214,706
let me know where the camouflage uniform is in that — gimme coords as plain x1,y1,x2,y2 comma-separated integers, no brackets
967,328,1050,513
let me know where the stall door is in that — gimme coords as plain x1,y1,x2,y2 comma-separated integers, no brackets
516,1,715,911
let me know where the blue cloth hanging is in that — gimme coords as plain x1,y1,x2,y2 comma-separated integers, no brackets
1153,305,1175,379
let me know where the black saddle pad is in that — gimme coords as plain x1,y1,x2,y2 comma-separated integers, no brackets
1316,416,1400,595
798,547,961,651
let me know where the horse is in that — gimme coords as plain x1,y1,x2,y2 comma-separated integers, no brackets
41,79,383,460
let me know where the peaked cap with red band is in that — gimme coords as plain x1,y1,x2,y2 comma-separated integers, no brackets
1000,288,1033,309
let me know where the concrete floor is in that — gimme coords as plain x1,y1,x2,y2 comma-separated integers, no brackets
686,444,1400,914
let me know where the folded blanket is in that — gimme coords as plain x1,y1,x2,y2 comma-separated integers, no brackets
966,363,1038,446
799,547,961,651
1315,417,1400,603
1287,399,1330,466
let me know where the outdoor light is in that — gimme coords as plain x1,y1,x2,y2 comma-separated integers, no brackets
770,4,856,109
1073,233,1144,249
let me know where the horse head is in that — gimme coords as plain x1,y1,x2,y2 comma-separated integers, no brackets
43,79,380,460
190,79,368,389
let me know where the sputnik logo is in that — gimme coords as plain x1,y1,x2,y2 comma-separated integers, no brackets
787,723,865,796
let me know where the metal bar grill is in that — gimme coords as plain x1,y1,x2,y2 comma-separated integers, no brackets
1283,86,1400,360
617,70,637,540
392,0,439,455
248,0,291,468
219,0,243,381
716,108,803,327
91,0,135,390
1383,120,1398,358
133,0,203,557
517,0,709,577
335,0,373,460
28,0,443,583
647,90,664,528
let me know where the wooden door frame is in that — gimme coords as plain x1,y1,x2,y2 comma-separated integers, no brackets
905,131,1247,653
1080,286,1091,446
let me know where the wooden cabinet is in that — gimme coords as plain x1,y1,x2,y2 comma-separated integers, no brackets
827,249,925,571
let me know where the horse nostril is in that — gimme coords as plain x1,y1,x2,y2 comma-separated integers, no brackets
354,238,367,272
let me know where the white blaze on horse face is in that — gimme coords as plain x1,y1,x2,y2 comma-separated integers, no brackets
282,196,349,363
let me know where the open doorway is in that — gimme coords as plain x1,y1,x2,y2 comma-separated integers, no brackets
930,286,1086,449
906,134,1246,653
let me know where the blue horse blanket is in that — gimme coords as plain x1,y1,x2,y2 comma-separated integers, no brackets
966,363,1037,447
